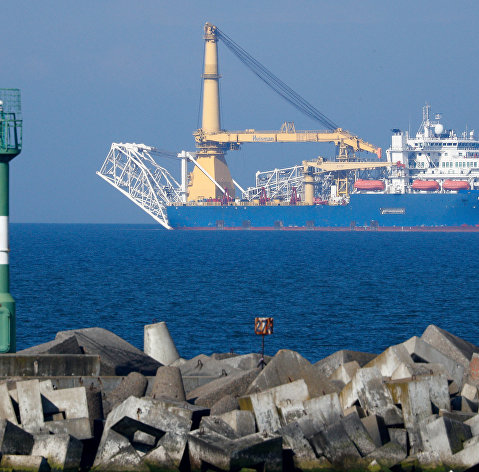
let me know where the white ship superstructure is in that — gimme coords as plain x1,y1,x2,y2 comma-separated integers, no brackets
386,104,479,193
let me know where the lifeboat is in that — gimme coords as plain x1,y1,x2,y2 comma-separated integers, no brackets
354,179,385,191
443,180,470,191
412,180,440,191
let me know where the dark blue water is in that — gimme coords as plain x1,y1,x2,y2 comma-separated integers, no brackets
9,224,479,362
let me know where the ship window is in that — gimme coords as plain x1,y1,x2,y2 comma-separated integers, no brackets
475,162,478,167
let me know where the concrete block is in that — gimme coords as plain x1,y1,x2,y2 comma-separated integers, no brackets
343,404,366,418
341,367,403,426
188,430,282,472
187,368,259,408
140,396,208,430
0,455,49,472
342,412,377,456
387,375,449,452
56,327,161,376
304,392,342,426
111,415,164,443
93,429,145,471
449,380,461,396
463,434,479,448
403,335,465,387
32,433,83,472
0,383,17,424
277,399,306,425
210,394,239,416
388,428,408,452
239,380,310,433
99,396,192,454
0,419,34,455
366,441,407,468
310,421,362,469
218,353,267,371
416,450,443,470
104,372,148,415
199,416,239,439
329,360,361,384
210,352,239,361
170,357,186,367
85,387,103,428
451,395,478,413
240,390,280,434
314,349,376,378
220,410,256,437
42,386,90,420
180,354,242,378
439,409,476,422
390,361,449,381
365,344,414,378
450,440,479,469
461,382,479,401
0,354,100,377
425,416,472,460
18,335,82,355
464,413,479,436
39,380,54,393
361,415,390,448
421,324,479,371
279,421,319,470
417,414,439,454
144,321,179,365
295,416,325,441
182,375,219,393
17,380,44,432
143,430,189,472
44,417,92,440
149,365,185,401
247,349,338,397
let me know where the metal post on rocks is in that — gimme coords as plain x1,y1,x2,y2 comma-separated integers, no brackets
255,317,273,369
0,89,22,353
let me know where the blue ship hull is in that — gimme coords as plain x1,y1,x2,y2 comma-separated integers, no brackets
166,191,479,230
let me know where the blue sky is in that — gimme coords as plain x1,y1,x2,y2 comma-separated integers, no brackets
3,0,479,222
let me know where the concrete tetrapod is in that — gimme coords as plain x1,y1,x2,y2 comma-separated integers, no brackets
144,322,180,366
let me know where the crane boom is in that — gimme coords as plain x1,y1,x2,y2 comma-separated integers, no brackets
194,125,381,158
302,158,392,172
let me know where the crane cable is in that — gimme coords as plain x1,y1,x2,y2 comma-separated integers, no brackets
214,27,339,131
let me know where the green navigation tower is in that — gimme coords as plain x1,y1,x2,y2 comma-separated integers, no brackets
0,89,22,353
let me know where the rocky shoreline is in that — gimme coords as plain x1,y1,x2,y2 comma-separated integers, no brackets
0,323,478,471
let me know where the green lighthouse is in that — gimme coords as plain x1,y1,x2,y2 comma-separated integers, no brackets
0,89,22,352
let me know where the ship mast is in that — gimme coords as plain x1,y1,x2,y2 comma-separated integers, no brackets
188,23,235,202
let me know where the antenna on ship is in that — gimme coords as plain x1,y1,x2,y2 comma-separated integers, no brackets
0,89,22,353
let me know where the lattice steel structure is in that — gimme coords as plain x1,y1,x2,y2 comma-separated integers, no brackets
97,143,184,229
243,165,305,201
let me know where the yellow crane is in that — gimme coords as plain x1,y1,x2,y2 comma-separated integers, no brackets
188,23,382,202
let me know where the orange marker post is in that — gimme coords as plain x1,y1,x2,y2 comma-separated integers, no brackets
255,317,273,369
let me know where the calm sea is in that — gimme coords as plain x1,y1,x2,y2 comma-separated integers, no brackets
10,224,479,362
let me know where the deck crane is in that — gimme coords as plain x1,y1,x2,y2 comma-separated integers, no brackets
189,23,382,201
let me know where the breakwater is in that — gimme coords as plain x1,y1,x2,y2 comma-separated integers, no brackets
0,323,478,471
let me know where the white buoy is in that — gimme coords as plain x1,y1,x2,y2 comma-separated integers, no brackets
144,321,180,365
